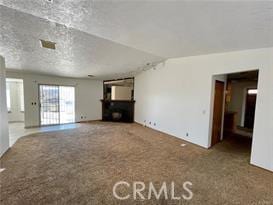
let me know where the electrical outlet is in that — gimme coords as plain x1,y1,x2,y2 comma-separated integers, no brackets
186,133,189,137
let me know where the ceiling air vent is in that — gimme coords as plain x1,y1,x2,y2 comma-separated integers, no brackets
40,39,56,50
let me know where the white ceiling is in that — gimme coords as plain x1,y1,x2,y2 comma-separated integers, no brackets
0,1,273,79
0,5,162,79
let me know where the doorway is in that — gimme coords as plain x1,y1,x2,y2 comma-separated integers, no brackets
244,88,257,129
210,70,259,149
39,85,75,126
6,78,25,146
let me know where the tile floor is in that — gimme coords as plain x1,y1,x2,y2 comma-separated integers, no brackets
8,122,80,146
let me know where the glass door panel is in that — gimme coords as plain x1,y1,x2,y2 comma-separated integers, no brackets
39,85,75,126
39,85,60,125
60,86,75,124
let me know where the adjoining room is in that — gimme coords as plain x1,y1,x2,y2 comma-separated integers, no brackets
211,70,259,162
6,78,25,146
224,70,259,138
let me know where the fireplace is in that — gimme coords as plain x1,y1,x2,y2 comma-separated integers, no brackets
101,100,135,123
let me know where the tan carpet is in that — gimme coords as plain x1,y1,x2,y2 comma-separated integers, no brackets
0,122,272,205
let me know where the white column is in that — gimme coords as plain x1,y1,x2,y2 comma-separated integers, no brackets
0,56,9,157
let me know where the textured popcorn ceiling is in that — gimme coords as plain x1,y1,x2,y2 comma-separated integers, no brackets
0,5,162,79
0,1,273,79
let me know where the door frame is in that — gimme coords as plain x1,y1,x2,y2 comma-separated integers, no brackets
38,83,76,127
208,76,227,148
6,78,25,126
209,69,260,148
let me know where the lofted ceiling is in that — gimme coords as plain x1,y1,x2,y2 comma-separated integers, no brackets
0,1,273,79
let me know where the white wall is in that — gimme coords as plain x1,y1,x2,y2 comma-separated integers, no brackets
7,80,25,122
6,71,103,127
135,47,273,172
226,81,257,127
0,56,10,157
111,86,132,100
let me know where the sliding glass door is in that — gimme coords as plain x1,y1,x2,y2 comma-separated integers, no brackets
39,85,75,126
59,86,75,124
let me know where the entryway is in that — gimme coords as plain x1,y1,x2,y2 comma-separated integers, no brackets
39,85,75,126
6,78,25,145
210,70,259,153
